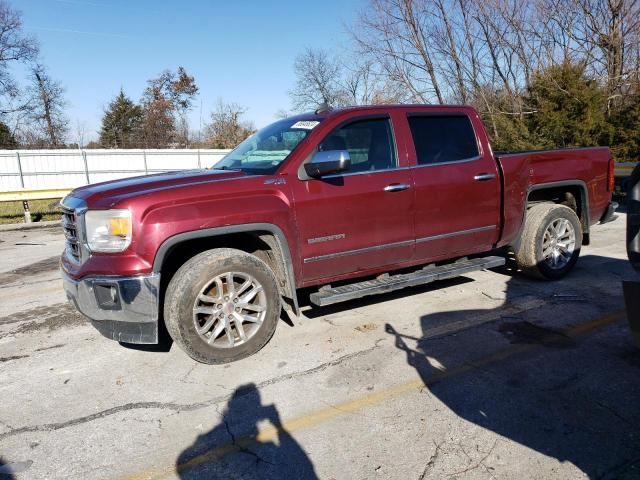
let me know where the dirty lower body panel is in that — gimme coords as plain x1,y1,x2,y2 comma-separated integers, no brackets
61,269,160,344
310,256,506,306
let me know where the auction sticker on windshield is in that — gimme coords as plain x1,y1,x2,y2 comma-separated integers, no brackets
291,121,320,129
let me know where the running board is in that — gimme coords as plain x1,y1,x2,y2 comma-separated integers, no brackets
309,256,506,307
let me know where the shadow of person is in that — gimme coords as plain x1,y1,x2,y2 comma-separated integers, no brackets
0,457,16,479
176,383,317,479
386,254,640,479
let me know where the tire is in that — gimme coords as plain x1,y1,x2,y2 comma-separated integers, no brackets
164,248,281,364
513,203,582,280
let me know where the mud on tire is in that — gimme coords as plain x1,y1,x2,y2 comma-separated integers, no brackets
164,248,281,364
513,203,582,280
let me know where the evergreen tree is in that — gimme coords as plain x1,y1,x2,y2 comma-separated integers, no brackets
526,62,613,150
0,121,17,148
99,90,143,148
610,82,640,163
482,63,617,154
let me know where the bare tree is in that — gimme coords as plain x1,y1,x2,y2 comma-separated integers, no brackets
544,0,640,112
24,64,68,147
289,47,407,111
289,48,344,110
274,109,291,119
75,120,88,149
140,94,174,148
204,99,255,149
0,0,38,116
341,57,408,105
168,66,198,146
351,0,447,103
352,0,640,106
140,67,198,148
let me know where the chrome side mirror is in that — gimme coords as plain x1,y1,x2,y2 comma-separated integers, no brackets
304,150,351,178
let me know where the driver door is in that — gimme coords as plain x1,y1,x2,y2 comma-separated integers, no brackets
291,116,414,284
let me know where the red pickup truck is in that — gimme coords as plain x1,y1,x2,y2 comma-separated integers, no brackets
60,104,617,363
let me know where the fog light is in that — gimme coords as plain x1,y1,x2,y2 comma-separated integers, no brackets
94,283,121,310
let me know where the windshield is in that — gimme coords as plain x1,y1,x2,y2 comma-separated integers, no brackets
212,118,321,174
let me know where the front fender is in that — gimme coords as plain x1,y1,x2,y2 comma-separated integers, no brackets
152,222,299,314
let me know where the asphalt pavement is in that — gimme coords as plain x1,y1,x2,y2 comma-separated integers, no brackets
0,215,638,479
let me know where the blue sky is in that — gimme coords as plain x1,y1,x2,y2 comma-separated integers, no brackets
16,0,360,142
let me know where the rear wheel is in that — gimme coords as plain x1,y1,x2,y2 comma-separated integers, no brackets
164,248,281,364
513,203,582,280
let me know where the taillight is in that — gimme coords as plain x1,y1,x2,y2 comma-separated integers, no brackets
608,157,614,191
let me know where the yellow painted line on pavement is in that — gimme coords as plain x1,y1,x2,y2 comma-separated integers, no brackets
565,309,625,336
4,286,63,298
122,308,626,480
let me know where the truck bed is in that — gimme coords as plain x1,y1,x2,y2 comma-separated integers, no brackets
496,146,612,248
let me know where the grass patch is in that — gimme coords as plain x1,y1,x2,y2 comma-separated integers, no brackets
0,199,61,225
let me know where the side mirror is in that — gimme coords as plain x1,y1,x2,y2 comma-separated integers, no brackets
304,150,351,178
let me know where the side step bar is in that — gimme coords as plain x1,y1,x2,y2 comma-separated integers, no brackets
309,256,506,307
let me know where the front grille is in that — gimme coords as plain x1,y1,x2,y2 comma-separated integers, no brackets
61,206,81,262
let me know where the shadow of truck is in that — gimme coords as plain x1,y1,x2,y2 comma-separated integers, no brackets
387,255,640,479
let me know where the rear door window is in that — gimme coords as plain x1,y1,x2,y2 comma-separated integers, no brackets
407,115,479,165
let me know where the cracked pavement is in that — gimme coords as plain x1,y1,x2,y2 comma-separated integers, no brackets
0,215,639,479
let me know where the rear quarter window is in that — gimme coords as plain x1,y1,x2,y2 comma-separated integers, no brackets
408,115,479,165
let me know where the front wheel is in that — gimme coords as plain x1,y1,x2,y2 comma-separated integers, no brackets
164,248,281,364
513,203,582,280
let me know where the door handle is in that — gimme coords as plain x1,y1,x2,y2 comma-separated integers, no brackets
384,183,410,192
474,173,496,181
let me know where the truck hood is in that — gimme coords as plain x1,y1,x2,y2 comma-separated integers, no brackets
69,169,247,205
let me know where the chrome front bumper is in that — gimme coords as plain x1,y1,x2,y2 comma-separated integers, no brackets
62,270,160,344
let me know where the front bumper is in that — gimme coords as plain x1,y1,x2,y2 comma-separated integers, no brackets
600,201,619,224
62,270,160,344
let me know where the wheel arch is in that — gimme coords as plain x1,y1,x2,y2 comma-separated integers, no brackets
153,223,299,316
511,180,590,250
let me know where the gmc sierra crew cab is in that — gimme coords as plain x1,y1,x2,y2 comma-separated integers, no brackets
60,104,618,363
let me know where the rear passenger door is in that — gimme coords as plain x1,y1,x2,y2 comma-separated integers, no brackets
406,113,501,262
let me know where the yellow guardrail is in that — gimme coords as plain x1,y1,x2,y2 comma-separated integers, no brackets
0,188,70,223
0,188,71,202
615,162,638,177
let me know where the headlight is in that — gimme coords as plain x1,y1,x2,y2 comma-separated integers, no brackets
84,209,132,252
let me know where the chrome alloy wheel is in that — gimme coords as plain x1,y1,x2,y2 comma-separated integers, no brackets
192,272,267,348
542,218,576,270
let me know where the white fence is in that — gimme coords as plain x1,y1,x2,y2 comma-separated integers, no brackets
0,149,232,192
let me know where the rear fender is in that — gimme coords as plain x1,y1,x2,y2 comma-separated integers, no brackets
510,180,589,251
